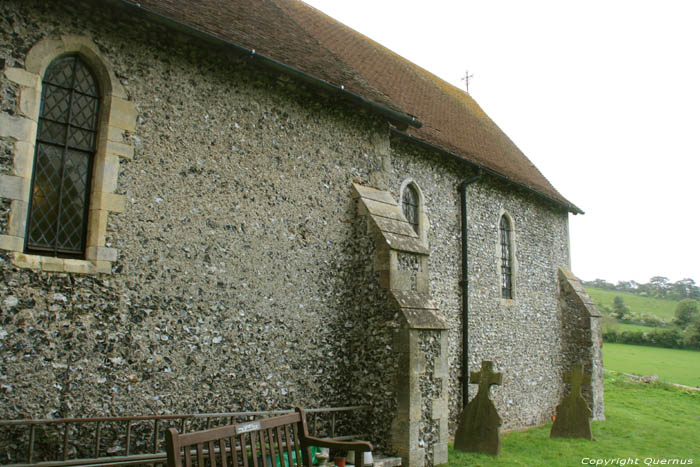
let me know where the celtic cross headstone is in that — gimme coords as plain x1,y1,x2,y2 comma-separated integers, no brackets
550,362,593,439
454,360,502,455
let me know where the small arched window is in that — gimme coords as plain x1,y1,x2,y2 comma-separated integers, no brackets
402,183,420,233
26,55,100,257
500,215,513,299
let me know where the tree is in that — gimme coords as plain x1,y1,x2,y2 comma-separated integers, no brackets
612,296,629,320
673,299,700,329
649,276,671,298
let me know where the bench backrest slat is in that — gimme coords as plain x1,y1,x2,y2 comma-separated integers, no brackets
167,407,372,467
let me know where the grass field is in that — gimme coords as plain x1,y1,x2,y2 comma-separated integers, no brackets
603,342,700,387
585,287,678,321
448,374,700,466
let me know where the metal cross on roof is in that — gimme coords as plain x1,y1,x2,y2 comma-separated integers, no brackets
461,70,474,94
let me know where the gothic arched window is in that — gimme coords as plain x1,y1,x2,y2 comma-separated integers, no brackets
26,55,100,257
500,215,513,299
402,183,420,233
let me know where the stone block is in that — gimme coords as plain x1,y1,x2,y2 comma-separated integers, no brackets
374,247,392,271
93,154,120,193
371,130,390,156
361,198,404,221
91,192,125,213
7,200,28,236
107,140,134,160
12,142,35,179
0,235,23,252
400,308,449,330
94,261,112,274
24,37,64,74
41,256,65,272
433,443,448,466
416,270,429,293
378,270,391,289
432,397,448,420
12,252,41,270
4,67,40,88
109,96,137,131
86,246,117,262
87,209,109,247
434,355,448,378
391,269,414,291
392,328,411,353
107,125,125,143
372,216,418,238
368,170,389,191
19,86,41,121
352,183,396,205
0,113,36,142
0,175,28,201
384,232,429,255
63,259,94,274
390,290,438,310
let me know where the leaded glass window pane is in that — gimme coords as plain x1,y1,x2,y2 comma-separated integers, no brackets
500,215,513,299
402,185,419,233
26,55,99,257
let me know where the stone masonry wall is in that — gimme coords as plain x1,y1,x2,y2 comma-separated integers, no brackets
0,0,399,453
1,0,583,458
388,137,574,432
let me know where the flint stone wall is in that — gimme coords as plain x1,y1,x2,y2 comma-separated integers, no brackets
0,0,589,459
387,138,575,432
0,0,399,451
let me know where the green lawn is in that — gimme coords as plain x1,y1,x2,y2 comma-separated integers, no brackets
448,374,700,466
603,342,700,387
586,287,678,321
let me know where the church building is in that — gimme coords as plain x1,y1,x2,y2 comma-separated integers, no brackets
0,1,603,466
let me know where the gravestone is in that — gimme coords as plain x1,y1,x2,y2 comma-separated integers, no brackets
550,362,593,439
453,360,502,455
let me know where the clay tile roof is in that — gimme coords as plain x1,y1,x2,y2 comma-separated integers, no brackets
121,0,581,213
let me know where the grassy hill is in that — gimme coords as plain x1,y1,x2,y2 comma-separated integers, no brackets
585,287,679,321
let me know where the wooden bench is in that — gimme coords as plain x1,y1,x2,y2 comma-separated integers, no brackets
165,406,373,467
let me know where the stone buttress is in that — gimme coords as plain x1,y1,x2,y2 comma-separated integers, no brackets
558,268,604,421
352,183,449,467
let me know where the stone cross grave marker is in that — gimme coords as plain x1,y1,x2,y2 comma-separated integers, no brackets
454,360,502,455
550,362,593,440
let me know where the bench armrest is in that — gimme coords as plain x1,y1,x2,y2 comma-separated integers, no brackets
301,435,373,452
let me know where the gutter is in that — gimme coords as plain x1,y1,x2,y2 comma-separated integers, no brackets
458,169,482,407
107,0,422,130
391,128,584,215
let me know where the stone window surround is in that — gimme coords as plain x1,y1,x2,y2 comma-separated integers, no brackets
0,35,136,274
398,178,429,245
497,209,518,303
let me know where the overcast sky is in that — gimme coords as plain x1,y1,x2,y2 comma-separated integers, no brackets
304,0,700,285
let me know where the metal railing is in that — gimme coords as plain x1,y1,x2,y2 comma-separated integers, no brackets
0,406,370,467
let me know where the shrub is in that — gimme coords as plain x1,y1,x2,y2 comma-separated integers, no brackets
613,296,629,319
673,299,699,328
683,321,700,349
602,328,684,349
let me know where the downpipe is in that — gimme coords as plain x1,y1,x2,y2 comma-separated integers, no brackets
458,168,482,407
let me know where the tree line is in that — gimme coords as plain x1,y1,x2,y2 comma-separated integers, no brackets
582,276,700,301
